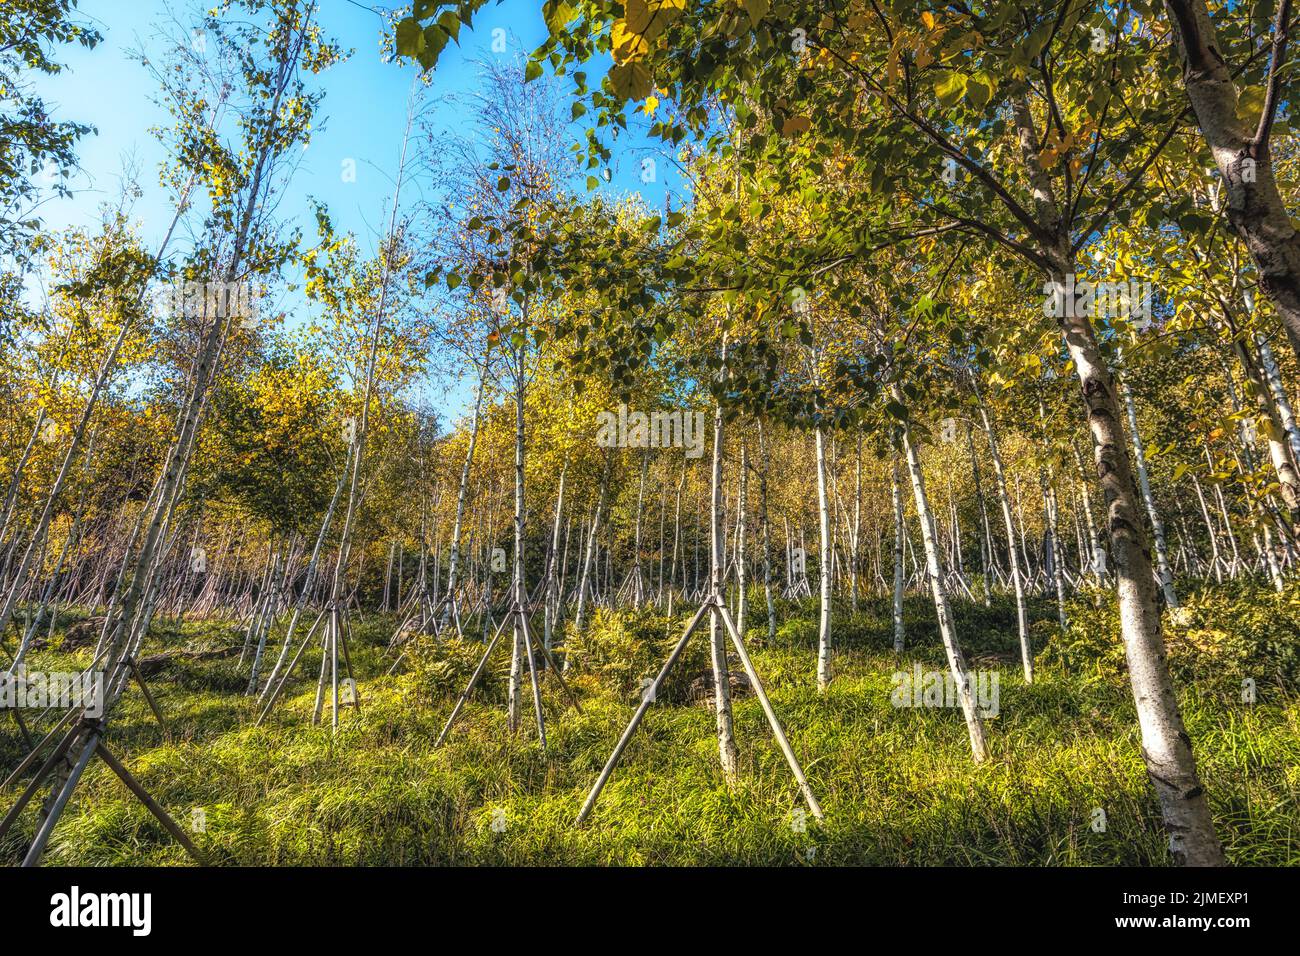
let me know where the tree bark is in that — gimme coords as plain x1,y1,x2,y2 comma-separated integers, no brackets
1119,374,1181,608
443,357,489,627
976,391,1034,682
758,419,777,644
891,458,906,653
1164,0,1300,361
814,426,833,689
1011,92,1224,864
898,411,989,762
735,438,748,637
708,396,739,779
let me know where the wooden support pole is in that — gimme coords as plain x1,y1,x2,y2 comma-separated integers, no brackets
519,611,581,714
1,704,78,791
434,611,513,749
713,601,824,821
9,708,35,749
0,722,78,842
255,607,325,726
126,655,169,737
518,611,547,751
575,599,712,825
94,742,207,865
22,728,99,866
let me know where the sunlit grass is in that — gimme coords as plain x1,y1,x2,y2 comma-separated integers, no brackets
1,586,1296,866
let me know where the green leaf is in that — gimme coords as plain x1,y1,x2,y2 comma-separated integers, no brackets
1236,85,1266,125
395,18,426,58
608,61,653,101
436,10,461,42
741,0,770,27
422,24,450,62
1023,20,1053,61
542,0,576,34
525,58,544,82
934,72,967,109
965,75,993,111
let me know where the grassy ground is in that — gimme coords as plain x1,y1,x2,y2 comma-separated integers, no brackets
1,582,1297,866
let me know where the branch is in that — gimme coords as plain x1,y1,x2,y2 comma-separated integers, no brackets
1254,0,1294,148
815,38,1052,246
1072,116,1180,257
916,197,1055,271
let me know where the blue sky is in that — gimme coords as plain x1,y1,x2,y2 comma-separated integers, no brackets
28,0,681,419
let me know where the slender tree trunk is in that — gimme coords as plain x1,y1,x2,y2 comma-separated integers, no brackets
668,463,684,618
506,336,527,734
851,435,862,611
1164,0,1300,361
1072,441,1106,583
758,420,777,644
814,426,833,689
1231,334,1300,530
1255,332,1300,461
898,409,988,762
1042,467,1068,629
631,450,648,607
708,389,740,779
656,464,667,603
735,438,748,637
544,461,567,651
383,540,395,612
976,391,1034,681
257,455,347,703
570,458,608,653
1119,374,1181,607
1054,283,1223,864
1191,474,1225,583
1011,89,1223,864
0,409,46,553
443,357,489,627
965,422,996,604
891,458,906,653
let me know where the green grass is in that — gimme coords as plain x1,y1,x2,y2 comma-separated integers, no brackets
1,584,1297,866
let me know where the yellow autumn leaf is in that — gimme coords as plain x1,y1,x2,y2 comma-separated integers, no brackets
609,61,654,100
781,115,811,136
625,0,684,41
611,19,650,63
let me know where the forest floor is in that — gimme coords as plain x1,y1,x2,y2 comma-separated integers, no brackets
1,584,1297,865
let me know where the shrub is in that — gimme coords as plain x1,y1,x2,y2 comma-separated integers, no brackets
563,606,713,703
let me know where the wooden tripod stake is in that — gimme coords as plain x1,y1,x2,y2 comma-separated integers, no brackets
1,713,205,867
312,602,360,731
434,601,580,752
255,599,360,730
575,592,823,826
